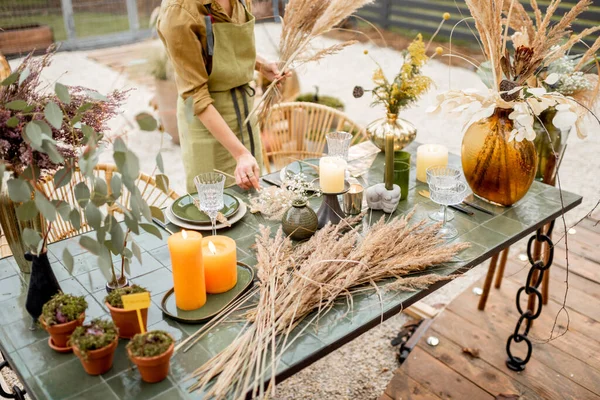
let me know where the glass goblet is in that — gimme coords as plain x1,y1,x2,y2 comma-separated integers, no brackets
426,166,461,222
429,181,468,239
194,172,226,236
326,131,352,160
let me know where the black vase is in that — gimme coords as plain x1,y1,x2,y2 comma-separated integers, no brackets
24,252,61,322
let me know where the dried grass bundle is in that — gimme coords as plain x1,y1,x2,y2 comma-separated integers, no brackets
185,210,469,399
249,0,374,122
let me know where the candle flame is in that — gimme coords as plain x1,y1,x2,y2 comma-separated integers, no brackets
208,240,217,255
182,230,188,240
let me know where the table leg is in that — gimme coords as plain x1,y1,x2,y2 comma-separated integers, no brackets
542,231,552,305
506,221,555,371
494,248,510,289
478,253,499,311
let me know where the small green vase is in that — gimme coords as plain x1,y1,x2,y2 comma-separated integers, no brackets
282,200,318,241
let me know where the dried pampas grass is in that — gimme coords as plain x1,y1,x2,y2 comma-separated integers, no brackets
183,210,469,399
248,0,374,123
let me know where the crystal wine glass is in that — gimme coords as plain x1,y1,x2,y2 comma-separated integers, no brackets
326,131,352,160
426,166,461,222
429,180,468,239
194,172,226,236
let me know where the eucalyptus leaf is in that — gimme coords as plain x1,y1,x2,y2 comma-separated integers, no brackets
69,209,82,230
131,241,142,264
1,72,19,86
62,248,74,274
91,179,108,207
25,122,43,148
32,120,53,137
98,250,115,282
7,179,31,202
16,200,38,221
86,90,107,102
156,153,164,173
74,182,90,207
122,258,131,277
21,165,40,181
135,112,158,131
55,83,71,104
22,228,42,253
155,174,169,194
150,206,165,223
18,67,30,86
113,137,128,152
77,102,93,114
44,101,64,130
80,236,101,255
109,173,122,200
34,191,57,222
140,223,162,239
84,203,103,230
41,140,64,164
54,200,72,221
124,213,140,235
6,116,19,128
53,166,72,189
110,217,125,253
6,100,27,111
81,124,96,144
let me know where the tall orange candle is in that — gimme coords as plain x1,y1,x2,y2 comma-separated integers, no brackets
167,230,206,310
201,236,237,294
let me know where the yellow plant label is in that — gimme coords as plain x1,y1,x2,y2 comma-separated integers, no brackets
122,292,151,310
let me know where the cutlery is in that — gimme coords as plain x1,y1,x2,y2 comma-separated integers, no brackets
152,217,176,235
262,176,282,187
462,196,495,215
418,190,474,216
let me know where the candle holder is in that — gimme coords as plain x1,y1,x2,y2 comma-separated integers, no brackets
315,179,351,228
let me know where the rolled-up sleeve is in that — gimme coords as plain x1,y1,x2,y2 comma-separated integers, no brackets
158,5,213,115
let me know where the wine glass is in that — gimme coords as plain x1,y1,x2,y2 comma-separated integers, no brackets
429,179,468,239
194,172,226,236
426,166,461,222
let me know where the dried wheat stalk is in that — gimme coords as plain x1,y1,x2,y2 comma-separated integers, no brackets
186,210,469,399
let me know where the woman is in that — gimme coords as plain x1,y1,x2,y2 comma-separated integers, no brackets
157,0,287,191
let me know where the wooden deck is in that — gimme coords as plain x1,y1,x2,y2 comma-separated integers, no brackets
382,216,600,400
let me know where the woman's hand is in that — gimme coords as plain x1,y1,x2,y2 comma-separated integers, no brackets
260,62,292,87
234,152,261,190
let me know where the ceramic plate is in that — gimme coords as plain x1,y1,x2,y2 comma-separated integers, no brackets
170,193,239,224
165,200,247,231
160,262,254,324
279,158,320,185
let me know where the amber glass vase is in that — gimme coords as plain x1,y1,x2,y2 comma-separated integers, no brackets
461,108,538,207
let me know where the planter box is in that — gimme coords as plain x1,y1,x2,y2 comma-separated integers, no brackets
0,24,54,56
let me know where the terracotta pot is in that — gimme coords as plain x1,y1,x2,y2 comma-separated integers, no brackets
106,302,148,339
73,338,118,376
40,313,85,349
128,343,174,383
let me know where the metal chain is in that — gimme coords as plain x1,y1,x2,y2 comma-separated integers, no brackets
506,221,555,371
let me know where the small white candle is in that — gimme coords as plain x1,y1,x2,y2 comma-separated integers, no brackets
319,156,347,193
416,144,448,182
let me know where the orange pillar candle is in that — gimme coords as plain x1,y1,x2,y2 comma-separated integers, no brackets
202,236,237,294
167,230,206,310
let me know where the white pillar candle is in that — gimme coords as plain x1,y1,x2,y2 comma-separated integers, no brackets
416,144,448,182
319,156,347,193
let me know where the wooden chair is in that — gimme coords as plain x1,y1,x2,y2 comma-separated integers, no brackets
0,164,179,260
259,102,368,173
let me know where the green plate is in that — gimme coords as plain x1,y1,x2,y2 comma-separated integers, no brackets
160,262,254,324
279,158,320,184
170,192,240,224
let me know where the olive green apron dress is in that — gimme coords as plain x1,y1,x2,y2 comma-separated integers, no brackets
177,0,263,192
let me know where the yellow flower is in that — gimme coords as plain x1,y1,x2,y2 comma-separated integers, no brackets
443,12,451,20
407,34,428,68
364,50,369,55
372,68,386,85
435,47,443,55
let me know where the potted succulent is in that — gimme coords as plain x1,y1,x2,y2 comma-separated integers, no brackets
40,293,87,351
127,330,174,383
105,285,150,339
70,319,119,376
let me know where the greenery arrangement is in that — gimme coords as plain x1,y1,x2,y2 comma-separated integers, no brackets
295,91,344,110
41,293,87,326
127,330,174,358
70,319,118,356
148,52,173,81
105,284,149,308
0,50,169,288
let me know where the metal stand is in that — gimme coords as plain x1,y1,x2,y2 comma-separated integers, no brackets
505,221,555,371
0,361,26,400
316,180,350,228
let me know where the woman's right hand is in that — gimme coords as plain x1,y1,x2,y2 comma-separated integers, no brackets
235,152,261,190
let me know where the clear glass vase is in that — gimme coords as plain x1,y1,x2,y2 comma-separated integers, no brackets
461,108,538,207
533,108,568,185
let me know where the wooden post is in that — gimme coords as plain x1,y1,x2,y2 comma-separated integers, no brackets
126,0,140,33
478,253,499,310
60,0,76,41
494,248,510,289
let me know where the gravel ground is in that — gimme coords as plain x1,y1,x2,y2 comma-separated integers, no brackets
5,21,597,399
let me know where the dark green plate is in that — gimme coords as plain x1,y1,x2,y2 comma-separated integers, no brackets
160,262,254,324
170,192,240,224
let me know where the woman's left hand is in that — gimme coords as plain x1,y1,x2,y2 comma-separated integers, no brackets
261,62,292,86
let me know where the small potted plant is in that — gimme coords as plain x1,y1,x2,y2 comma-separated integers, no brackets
40,293,87,352
127,330,174,383
70,319,119,376
105,285,150,339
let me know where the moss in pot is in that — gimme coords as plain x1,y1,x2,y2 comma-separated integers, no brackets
105,285,150,339
40,293,87,351
127,330,175,383
70,319,119,376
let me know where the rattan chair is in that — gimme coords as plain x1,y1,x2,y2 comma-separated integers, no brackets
259,102,368,173
0,164,179,260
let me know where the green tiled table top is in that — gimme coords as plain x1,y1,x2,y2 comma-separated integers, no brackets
0,143,582,399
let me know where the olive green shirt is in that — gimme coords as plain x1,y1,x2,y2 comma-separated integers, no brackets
157,0,253,116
